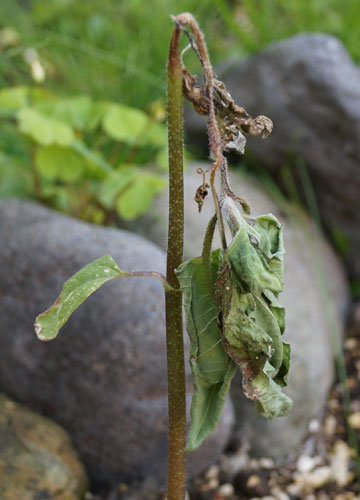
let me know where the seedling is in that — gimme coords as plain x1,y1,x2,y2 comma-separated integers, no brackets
35,13,291,500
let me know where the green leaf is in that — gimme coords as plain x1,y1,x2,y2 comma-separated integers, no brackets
116,173,166,220
227,213,284,295
102,103,166,146
222,288,272,399
35,145,86,182
0,86,29,115
102,103,149,142
97,166,136,208
0,160,33,198
71,140,112,174
34,255,125,341
218,202,291,417
176,253,236,450
255,362,292,419
187,361,237,451
35,96,110,131
274,342,291,387
17,108,75,146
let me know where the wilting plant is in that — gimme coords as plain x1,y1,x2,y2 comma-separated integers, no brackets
34,13,291,500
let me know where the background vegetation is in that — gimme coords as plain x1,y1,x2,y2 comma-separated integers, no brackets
1,0,359,223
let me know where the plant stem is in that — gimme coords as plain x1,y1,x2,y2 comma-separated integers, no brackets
165,23,186,500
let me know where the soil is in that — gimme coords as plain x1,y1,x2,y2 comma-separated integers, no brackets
88,302,360,500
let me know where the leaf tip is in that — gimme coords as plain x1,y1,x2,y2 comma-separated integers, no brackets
34,318,46,341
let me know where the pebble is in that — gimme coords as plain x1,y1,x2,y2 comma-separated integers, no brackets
270,487,290,500
297,455,322,473
208,478,220,490
205,464,220,480
348,412,360,429
247,474,262,489
258,458,275,469
334,493,356,500
323,415,337,435
344,338,358,350
218,483,235,497
293,466,332,490
331,440,353,487
308,419,320,433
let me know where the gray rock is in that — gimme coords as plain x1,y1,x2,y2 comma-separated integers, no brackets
125,164,349,459
0,392,88,500
185,34,360,279
0,199,234,488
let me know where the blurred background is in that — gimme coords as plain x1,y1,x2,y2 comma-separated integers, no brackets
1,1,360,499
1,0,359,227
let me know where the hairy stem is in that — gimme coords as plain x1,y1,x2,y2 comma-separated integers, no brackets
165,23,186,500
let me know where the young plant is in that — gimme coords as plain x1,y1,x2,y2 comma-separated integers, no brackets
34,13,291,500
0,86,167,224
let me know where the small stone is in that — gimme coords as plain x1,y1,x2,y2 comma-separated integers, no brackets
324,415,337,435
301,466,332,488
347,377,357,389
258,458,275,469
270,487,290,500
344,337,358,350
348,412,360,429
297,455,322,473
247,474,262,489
205,465,220,480
208,478,220,490
308,419,320,433
218,483,235,497
330,440,352,487
334,493,356,500
287,483,303,496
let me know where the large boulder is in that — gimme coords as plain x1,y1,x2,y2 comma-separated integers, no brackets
122,164,349,459
0,199,234,488
185,34,360,279
0,392,88,500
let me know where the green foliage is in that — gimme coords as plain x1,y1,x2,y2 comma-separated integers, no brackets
0,85,168,222
176,209,291,450
176,251,237,450
34,255,124,341
0,0,222,108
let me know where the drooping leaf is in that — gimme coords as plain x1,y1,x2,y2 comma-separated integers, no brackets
227,213,284,295
17,108,74,146
220,203,291,418
255,362,292,419
187,360,237,451
274,342,291,387
34,255,125,341
222,288,272,399
176,252,236,450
